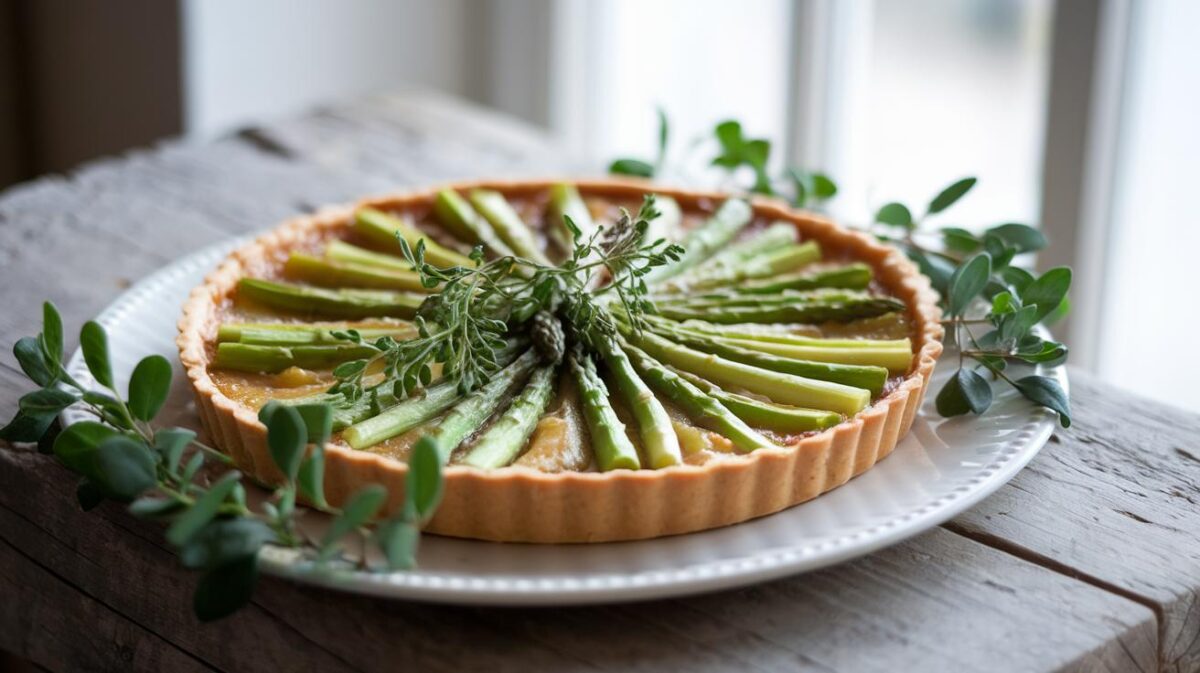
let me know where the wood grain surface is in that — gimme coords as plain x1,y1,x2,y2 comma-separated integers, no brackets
0,90,1195,672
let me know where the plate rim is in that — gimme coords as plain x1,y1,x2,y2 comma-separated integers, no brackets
61,238,1063,606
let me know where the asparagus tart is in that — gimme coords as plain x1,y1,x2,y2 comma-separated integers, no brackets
178,179,943,543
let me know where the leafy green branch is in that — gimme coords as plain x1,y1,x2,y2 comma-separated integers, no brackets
0,302,445,620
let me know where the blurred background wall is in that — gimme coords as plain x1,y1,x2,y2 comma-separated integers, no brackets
0,0,1196,410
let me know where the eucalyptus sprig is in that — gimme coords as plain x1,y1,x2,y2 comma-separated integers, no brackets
0,303,445,621
329,196,684,402
864,178,1071,426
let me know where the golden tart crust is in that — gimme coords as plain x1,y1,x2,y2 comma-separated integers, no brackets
177,178,944,543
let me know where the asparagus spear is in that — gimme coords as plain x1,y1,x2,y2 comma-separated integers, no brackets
546,183,594,256
342,348,539,450
237,279,425,319
569,347,640,471
733,263,872,294
661,241,821,292
624,329,869,416
688,221,798,272
217,322,413,345
674,320,913,373
621,344,777,452
669,368,841,433
644,198,753,283
468,189,551,264
641,320,888,394
213,343,377,373
284,253,430,292
460,363,558,469
355,208,474,268
655,294,905,325
655,288,879,309
413,349,543,463
324,241,412,272
593,335,682,468
432,189,517,258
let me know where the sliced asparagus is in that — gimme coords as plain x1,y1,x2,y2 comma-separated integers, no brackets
325,241,413,272
676,320,913,373
625,329,869,416
468,189,551,264
432,189,517,258
284,253,430,292
415,349,543,463
687,221,798,273
641,319,888,394
343,349,539,451
355,208,473,267
662,241,821,292
594,335,682,468
213,343,377,373
655,293,905,325
645,198,753,283
546,183,594,255
460,363,558,469
733,263,872,294
621,343,777,452
670,368,841,433
237,279,424,319
217,322,412,346
569,348,640,471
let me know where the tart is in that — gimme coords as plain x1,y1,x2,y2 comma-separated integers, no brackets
178,179,943,543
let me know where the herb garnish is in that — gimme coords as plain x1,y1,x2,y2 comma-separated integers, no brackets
0,303,445,620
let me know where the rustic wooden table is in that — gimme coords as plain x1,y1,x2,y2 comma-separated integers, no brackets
1,92,1197,673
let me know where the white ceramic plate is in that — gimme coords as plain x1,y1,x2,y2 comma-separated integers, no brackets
62,238,1064,606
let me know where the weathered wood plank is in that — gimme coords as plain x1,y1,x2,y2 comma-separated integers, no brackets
0,448,1157,673
949,369,1200,672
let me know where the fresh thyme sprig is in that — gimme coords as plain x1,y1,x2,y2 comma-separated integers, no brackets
328,195,684,402
1,303,445,621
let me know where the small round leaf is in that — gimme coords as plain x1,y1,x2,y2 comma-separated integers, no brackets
128,355,173,421
928,177,977,215
80,321,114,389
193,555,259,622
266,405,307,481
1015,375,1071,428
93,436,157,501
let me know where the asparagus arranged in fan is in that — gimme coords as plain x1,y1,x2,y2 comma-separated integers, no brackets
212,183,915,472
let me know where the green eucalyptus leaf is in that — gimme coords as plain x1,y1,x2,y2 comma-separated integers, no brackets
266,405,307,481
154,428,196,475
936,368,993,417
982,234,1015,270
987,223,1046,253
79,321,114,389
1023,267,1072,321
129,496,185,518
180,518,276,570
41,301,64,365
19,388,77,414
166,472,241,547
292,404,333,447
375,518,420,571
991,291,1019,315
1014,375,1071,427
297,448,327,509
999,305,1038,343
92,436,157,501
0,409,57,443
811,173,837,199
942,227,980,254
1001,266,1035,295
406,436,444,519
875,202,913,228
53,421,117,475
321,484,387,552
908,248,956,296
608,159,655,178
14,337,56,387
127,355,173,422
947,252,992,317
928,177,977,215
193,555,258,622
